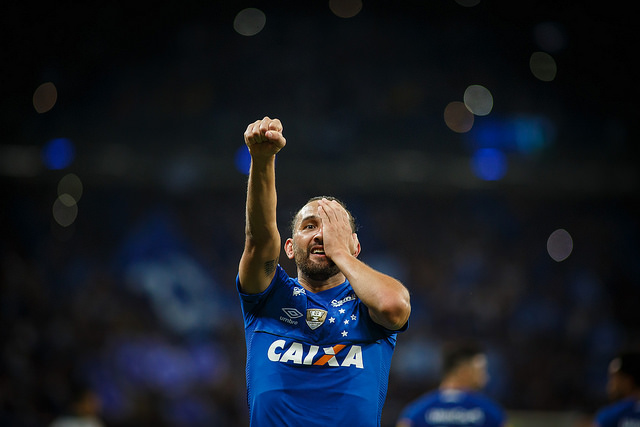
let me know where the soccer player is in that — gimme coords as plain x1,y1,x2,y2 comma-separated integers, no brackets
396,341,507,427
593,351,640,427
237,116,411,426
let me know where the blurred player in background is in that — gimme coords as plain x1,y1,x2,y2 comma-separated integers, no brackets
49,382,104,427
237,116,411,426
593,351,640,427
396,340,507,427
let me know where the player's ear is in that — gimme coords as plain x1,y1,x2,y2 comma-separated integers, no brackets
284,238,295,259
352,233,361,257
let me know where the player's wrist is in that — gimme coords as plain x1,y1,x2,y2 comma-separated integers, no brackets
249,153,277,169
327,248,356,265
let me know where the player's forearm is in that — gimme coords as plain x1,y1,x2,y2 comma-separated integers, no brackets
245,156,279,243
331,251,411,330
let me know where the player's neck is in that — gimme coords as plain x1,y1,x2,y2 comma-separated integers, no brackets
440,377,477,392
298,272,346,293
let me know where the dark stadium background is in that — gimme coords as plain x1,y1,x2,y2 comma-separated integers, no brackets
2,1,638,426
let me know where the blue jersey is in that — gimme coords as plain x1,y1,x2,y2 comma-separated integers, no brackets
594,398,640,427
237,265,405,427
397,389,506,427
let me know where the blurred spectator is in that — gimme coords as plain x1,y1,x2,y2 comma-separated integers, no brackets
49,382,104,427
0,4,638,426
395,340,508,427
1,188,638,426
592,351,640,427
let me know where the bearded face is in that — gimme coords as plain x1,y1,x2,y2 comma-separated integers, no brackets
292,241,341,281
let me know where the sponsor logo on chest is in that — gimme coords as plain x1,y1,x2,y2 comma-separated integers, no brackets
331,292,357,307
267,339,364,369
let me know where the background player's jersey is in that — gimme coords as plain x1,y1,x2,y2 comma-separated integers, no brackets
237,265,404,427
397,389,506,427
594,398,640,427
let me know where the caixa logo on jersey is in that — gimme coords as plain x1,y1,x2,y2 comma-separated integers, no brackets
267,339,364,369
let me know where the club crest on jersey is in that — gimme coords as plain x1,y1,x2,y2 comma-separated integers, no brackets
306,309,327,330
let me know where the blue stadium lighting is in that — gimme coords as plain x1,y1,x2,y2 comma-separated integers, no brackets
468,115,553,155
234,145,251,175
471,148,507,181
42,137,75,170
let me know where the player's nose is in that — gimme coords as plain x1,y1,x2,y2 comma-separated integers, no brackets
313,225,323,240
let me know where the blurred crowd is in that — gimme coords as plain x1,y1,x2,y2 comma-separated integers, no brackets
2,2,637,426
1,182,638,426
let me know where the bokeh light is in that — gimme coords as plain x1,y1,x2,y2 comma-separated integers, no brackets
33,82,58,113
233,8,267,36
42,137,75,170
52,195,78,227
530,51,557,82
329,0,363,18
464,84,493,116
3,3,638,425
471,148,507,181
468,115,555,155
57,193,77,208
444,101,474,133
58,173,83,202
547,228,573,262
234,145,251,175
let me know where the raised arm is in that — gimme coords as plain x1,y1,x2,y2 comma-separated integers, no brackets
318,198,411,330
238,117,287,294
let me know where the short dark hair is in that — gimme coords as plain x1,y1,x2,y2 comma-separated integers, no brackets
613,351,640,386
289,196,357,235
441,341,484,376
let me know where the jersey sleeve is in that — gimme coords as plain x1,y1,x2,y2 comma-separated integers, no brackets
236,264,288,319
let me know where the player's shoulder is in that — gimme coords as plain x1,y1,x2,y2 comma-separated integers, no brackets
400,390,440,413
467,390,503,408
399,389,506,427
460,391,507,424
265,264,298,291
413,389,494,405
594,398,639,426
237,264,297,305
397,390,440,424
405,389,477,410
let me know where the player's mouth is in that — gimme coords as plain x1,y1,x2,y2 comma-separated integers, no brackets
310,246,326,257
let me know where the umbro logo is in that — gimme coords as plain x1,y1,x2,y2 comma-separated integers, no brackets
282,308,303,319
280,307,303,326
